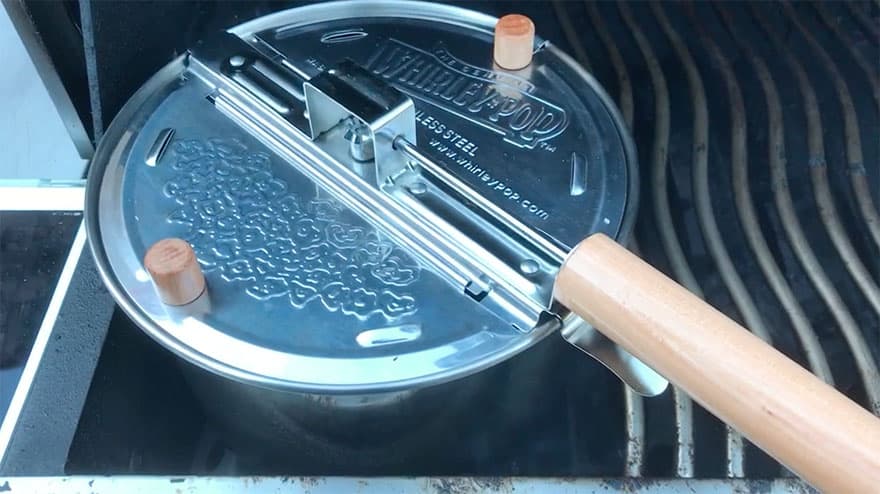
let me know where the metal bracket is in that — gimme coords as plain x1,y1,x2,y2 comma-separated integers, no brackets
559,312,669,396
303,60,416,188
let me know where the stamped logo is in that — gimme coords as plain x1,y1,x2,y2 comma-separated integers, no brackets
164,138,420,319
364,39,568,150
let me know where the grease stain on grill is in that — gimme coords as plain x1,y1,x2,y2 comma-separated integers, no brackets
163,138,420,319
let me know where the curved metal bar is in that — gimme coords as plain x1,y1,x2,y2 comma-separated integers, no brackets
585,2,634,128
629,8,702,298
781,2,880,315
548,9,646,476
663,2,786,476
623,386,646,477
618,2,694,478
669,4,773,342
714,5,833,386
622,238,646,477
582,3,642,476
814,3,880,111
752,6,880,413
847,2,880,40
551,1,592,72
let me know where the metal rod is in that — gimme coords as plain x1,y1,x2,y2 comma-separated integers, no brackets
551,1,592,72
813,3,880,111
846,1,880,40
78,0,104,142
394,137,567,264
676,4,774,345
781,2,880,315
624,385,646,477
618,2,695,478
584,3,641,476
636,4,703,297
0,476,818,493
543,8,649,474
585,2,633,128
661,2,782,477
695,5,833,475
751,5,880,413
622,235,646,478
714,5,833,386
673,388,695,478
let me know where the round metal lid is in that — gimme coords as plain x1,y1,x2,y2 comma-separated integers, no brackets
86,0,637,393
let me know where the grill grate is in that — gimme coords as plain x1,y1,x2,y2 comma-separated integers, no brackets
553,0,879,479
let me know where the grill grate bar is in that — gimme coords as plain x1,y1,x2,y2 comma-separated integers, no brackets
577,1,645,477
687,4,790,477
617,3,696,478
751,4,880,412
781,3,880,308
814,3,880,111
654,2,780,477
552,0,592,72
555,3,652,477
623,387,645,477
714,4,833,386
586,1,633,129
582,2,644,477
846,1,880,41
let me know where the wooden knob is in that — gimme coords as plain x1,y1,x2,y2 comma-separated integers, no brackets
494,14,535,70
144,238,206,306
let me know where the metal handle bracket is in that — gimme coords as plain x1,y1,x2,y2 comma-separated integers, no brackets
304,60,416,188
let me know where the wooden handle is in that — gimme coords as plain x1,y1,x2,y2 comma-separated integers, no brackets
554,233,880,493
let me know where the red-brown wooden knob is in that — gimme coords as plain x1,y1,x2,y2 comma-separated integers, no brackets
494,14,535,70
144,238,206,306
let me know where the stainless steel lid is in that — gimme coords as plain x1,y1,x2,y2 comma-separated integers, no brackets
86,0,659,393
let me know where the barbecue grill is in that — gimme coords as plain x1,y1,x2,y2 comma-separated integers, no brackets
0,1,876,491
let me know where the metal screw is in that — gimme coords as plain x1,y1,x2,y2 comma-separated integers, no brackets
228,55,246,69
344,122,374,162
408,182,427,195
519,259,539,275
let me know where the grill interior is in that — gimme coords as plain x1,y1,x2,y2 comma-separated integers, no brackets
550,0,879,479
58,0,879,481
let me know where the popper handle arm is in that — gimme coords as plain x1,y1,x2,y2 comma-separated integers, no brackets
554,233,880,493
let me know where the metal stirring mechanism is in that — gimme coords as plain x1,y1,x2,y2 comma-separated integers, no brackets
304,60,564,328
302,60,667,396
